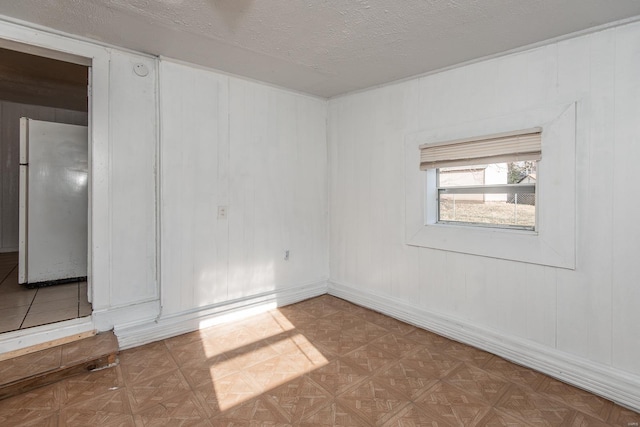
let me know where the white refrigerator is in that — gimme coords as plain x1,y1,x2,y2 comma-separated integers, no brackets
18,118,88,287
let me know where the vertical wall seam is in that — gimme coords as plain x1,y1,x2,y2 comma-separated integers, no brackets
106,53,113,308
610,31,617,367
155,56,163,321
325,99,331,285
225,77,231,301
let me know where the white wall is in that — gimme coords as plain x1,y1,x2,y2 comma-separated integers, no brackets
159,60,328,317
328,21,640,406
0,101,87,252
0,18,329,351
98,50,158,311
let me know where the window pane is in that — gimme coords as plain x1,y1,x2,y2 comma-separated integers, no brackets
438,191,535,228
438,166,486,187
436,161,537,230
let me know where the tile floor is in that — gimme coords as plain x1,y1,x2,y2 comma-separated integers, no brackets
0,295,638,426
0,252,91,333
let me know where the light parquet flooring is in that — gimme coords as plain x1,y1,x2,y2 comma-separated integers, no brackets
1,295,638,426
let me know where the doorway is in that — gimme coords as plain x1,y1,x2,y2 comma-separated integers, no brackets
0,46,91,333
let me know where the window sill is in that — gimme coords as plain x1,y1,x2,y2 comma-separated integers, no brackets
432,221,538,236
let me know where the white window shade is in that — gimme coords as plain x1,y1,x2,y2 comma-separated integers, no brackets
419,128,542,170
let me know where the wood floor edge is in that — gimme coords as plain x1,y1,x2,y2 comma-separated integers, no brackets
0,330,96,362
0,353,117,401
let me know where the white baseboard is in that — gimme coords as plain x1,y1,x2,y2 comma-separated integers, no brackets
92,300,161,332
0,317,95,355
115,280,328,350
328,280,640,412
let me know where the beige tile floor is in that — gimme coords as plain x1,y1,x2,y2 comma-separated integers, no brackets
0,252,91,333
0,295,638,426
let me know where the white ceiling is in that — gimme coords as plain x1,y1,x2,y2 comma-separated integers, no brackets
2,0,640,97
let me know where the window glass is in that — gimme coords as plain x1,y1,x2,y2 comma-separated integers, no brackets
437,161,536,230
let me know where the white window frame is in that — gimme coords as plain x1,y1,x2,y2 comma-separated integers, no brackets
404,103,577,269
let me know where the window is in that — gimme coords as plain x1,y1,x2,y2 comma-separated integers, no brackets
420,129,541,231
404,103,576,269
437,161,537,230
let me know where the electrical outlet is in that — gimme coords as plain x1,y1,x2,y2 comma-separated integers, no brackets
218,206,227,219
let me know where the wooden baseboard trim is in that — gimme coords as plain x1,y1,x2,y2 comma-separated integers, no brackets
0,330,95,362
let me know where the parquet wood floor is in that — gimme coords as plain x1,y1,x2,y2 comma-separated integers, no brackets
1,295,638,426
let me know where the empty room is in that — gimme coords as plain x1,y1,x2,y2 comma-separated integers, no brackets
0,1,639,425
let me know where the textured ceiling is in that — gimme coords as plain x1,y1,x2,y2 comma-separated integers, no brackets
2,0,640,97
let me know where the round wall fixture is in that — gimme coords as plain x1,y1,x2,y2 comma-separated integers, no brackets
133,63,149,77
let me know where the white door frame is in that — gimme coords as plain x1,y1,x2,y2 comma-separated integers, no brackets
0,17,109,350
